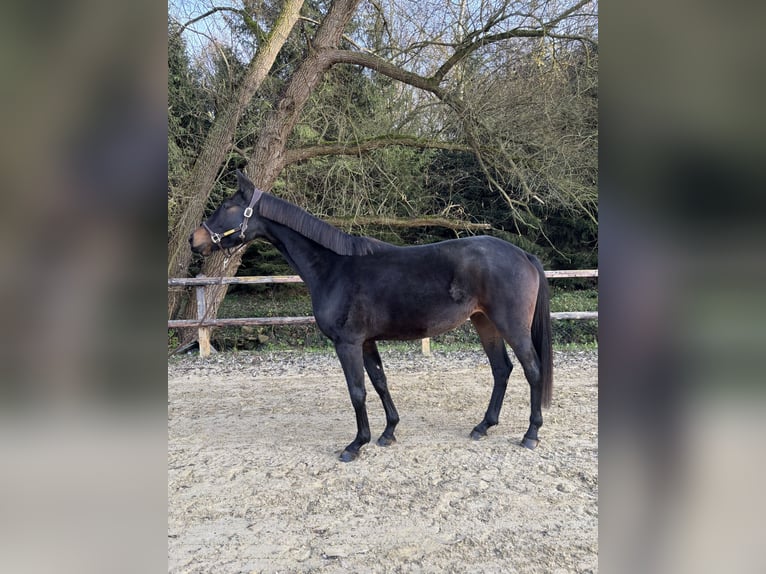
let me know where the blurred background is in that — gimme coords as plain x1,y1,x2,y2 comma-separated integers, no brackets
0,0,763,572
600,1,766,573
0,1,167,572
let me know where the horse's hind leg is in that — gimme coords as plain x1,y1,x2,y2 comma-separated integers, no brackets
482,313,544,449
512,337,544,449
469,313,513,440
363,340,399,446
501,329,544,449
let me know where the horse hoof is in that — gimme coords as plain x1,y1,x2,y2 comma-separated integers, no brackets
339,449,359,463
377,435,396,447
470,429,486,441
520,436,539,450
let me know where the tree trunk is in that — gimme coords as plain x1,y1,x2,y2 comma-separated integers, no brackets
167,0,304,319
196,0,362,331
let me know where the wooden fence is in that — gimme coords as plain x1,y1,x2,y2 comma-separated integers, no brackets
168,270,598,357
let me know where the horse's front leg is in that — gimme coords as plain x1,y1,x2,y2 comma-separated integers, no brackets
363,340,399,446
334,341,371,462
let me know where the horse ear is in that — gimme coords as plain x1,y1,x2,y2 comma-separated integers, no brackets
235,170,255,198
235,169,264,208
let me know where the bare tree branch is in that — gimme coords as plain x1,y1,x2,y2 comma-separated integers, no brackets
323,49,441,94
298,15,374,53
432,0,594,83
170,7,244,39
324,0,595,92
326,215,491,231
283,135,471,165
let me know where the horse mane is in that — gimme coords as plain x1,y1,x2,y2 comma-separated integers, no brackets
257,193,391,256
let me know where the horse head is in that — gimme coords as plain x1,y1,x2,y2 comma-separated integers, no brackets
189,170,263,256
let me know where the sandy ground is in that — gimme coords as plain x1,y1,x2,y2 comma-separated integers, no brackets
168,348,597,573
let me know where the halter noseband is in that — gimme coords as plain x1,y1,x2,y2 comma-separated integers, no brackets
203,186,264,253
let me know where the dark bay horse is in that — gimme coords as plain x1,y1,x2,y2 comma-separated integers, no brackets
190,171,553,462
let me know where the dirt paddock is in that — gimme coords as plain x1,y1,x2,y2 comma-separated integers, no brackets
168,348,598,573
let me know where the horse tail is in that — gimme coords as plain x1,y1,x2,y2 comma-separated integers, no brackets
527,253,553,408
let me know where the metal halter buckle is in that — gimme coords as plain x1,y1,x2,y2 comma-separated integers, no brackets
203,222,222,244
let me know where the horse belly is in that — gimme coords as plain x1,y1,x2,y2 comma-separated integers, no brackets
374,297,477,341
351,252,484,340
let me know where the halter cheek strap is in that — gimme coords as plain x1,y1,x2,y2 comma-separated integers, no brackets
238,205,254,240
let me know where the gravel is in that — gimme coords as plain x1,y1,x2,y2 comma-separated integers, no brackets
168,346,598,573
168,346,598,381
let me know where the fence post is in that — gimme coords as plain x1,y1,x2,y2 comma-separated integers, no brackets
421,337,431,356
195,274,212,358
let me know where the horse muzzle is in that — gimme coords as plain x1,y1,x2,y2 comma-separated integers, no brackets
189,227,216,256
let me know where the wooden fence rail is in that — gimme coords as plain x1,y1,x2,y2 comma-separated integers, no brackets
168,270,598,357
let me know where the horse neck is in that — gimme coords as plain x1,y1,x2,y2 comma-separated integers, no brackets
263,219,337,289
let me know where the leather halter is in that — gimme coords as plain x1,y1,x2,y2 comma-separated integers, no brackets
202,186,264,251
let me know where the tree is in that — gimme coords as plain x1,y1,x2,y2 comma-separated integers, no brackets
168,0,305,319
168,0,597,340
